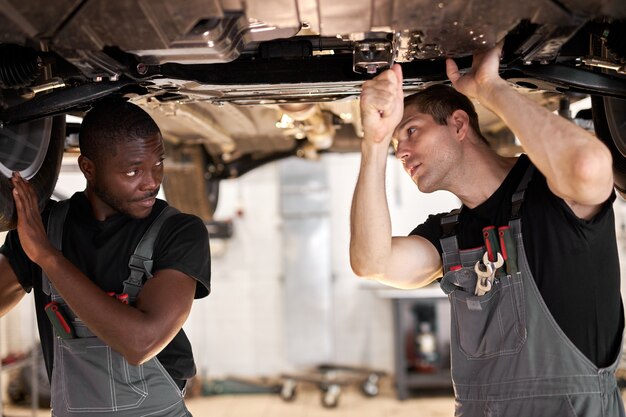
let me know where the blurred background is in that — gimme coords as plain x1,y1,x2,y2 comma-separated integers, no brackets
2,99,626,416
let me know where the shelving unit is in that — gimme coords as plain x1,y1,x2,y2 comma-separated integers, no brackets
0,319,41,417
377,285,453,400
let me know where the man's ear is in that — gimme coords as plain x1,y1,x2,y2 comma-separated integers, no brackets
450,109,470,141
78,155,96,183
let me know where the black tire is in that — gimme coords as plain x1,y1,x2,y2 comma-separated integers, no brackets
0,116,66,231
162,143,219,222
591,96,626,195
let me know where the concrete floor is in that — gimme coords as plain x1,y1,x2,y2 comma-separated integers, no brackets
2,384,456,417
6,384,626,417
185,385,455,417
187,394,455,417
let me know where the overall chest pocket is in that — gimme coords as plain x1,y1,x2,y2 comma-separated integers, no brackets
449,271,527,359
54,336,147,412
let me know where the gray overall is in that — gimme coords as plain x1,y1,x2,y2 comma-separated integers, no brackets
439,167,625,417
42,201,192,417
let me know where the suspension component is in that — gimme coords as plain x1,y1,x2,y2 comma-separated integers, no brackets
582,56,626,74
0,44,42,89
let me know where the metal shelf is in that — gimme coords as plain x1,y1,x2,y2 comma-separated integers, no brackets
390,296,453,400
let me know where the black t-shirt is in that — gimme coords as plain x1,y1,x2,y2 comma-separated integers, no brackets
411,155,623,368
0,192,211,385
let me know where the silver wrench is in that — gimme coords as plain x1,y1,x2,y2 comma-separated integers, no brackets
474,262,493,296
482,252,504,280
474,252,504,296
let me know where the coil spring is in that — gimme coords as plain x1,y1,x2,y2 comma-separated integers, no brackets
0,44,41,89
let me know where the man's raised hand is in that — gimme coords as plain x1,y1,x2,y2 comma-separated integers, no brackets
446,42,506,101
11,172,54,265
360,64,404,145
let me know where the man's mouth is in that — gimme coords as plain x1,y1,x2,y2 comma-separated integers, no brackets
134,189,159,207
407,163,421,178
137,196,156,208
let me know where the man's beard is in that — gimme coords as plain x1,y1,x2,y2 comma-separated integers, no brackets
93,183,130,217
92,183,159,219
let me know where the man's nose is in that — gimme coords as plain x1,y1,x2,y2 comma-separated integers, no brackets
141,169,162,191
395,142,410,161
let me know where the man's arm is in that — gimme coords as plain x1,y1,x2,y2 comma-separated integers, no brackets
447,44,613,220
0,255,26,317
350,65,442,289
10,172,196,365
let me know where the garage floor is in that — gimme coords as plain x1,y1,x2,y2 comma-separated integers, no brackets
5,386,626,417
2,385,456,417
185,386,455,417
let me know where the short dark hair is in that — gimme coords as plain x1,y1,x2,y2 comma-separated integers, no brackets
404,84,488,145
79,98,161,164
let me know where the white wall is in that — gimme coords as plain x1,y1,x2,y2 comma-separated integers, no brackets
327,153,459,371
184,152,459,378
184,163,287,378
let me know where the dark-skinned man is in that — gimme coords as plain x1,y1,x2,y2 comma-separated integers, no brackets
0,100,210,417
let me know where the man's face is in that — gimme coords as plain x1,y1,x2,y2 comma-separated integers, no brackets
392,106,460,193
90,133,165,219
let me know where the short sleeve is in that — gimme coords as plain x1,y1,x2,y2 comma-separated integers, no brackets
153,213,211,299
527,168,617,226
0,200,56,293
409,213,446,256
0,229,37,292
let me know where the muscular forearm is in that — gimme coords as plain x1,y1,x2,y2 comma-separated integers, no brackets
0,256,27,317
349,144,443,287
350,141,394,278
478,81,613,205
38,251,178,364
0,281,26,317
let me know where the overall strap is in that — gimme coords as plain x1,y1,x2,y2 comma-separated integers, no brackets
440,208,461,273
42,200,70,296
123,206,179,302
509,165,535,235
511,165,535,220
438,163,535,272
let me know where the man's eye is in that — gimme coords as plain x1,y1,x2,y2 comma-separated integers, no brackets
155,160,164,167
125,170,138,177
407,127,417,136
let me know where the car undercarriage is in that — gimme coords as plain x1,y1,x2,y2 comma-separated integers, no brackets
1,0,625,229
